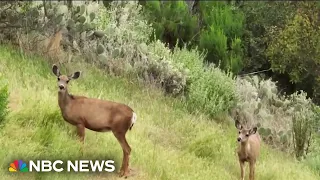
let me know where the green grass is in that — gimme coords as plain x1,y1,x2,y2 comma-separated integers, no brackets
0,45,319,180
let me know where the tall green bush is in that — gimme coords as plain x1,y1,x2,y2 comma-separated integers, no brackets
142,1,245,74
291,91,318,159
171,44,238,117
187,64,237,118
198,1,244,74
171,44,205,83
143,1,198,48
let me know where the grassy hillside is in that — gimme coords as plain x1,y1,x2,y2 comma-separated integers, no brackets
0,45,318,180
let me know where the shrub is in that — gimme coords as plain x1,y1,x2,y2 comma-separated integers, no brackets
171,45,204,78
171,44,205,95
291,91,319,159
94,1,188,96
187,64,237,118
171,44,238,118
133,40,188,95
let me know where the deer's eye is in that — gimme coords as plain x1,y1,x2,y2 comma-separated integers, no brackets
66,80,69,83
57,77,60,81
238,131,241,134
246,134,249,137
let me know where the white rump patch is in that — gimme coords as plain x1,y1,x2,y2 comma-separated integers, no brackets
131,112,137,126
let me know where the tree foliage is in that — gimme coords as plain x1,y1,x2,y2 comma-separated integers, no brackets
266,2,320,102
142,1,245,74
198,1,244,74
143,1,198,49
240,1,296,73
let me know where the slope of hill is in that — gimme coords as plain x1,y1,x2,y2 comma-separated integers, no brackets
0,45,318,180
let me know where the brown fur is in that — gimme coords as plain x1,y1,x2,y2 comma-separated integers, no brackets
235,120,261,180
47,30,62,61
52,65,136,178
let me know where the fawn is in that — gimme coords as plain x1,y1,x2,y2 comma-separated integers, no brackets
235,119,261,180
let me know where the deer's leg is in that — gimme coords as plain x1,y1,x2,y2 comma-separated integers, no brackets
123,137,131,170
239,160,245,180
113,130,131,178
76,124,85,155
249,161,255,180
76,124,85,142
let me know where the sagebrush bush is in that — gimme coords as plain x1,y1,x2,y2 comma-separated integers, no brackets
133,40,189,95
171,44,205,82
187,64,237,118
0,73,9,127
291,91,318,159
96,1,189,96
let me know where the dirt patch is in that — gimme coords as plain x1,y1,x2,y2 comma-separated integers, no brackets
87,167,148,180
8,90,21,111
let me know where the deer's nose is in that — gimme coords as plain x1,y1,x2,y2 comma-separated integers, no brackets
237,137,241,142
59,84,65,90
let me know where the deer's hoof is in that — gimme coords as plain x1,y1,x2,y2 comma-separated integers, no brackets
118,169,130,178
118,170,124,177
123,171,130,178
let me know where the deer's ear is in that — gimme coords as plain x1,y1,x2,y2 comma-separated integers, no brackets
235,120,242,130
52,64,60,77
70,71,81,79
250,127,258,135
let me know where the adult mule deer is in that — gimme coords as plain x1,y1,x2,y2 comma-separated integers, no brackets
51,64,137,178
235,120,261,180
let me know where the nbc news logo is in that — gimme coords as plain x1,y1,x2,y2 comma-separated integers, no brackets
9,159,115,172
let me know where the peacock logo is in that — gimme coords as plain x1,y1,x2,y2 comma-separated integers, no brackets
9,160,29,172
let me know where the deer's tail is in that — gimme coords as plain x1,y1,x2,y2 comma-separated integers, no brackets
129,112,137,130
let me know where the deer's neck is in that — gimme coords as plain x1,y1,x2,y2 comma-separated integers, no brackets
240,141,250,154
58,89,72,111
